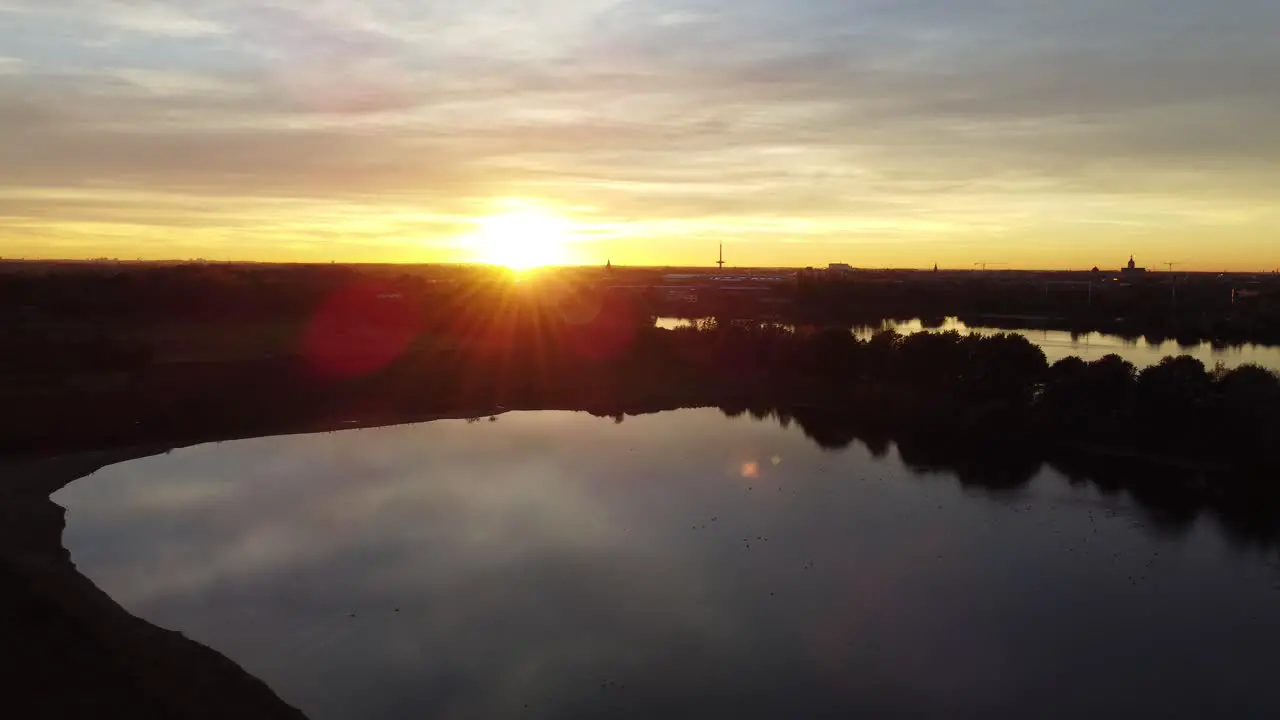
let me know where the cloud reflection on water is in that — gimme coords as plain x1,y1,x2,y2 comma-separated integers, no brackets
56,410,1280,719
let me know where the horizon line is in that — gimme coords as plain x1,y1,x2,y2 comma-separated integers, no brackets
5,258,1278,275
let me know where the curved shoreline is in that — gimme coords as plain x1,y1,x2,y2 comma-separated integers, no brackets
2,394,1276,718
1,449,309,720
0,410,514,719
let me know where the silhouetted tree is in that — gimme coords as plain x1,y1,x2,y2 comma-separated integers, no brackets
1135,357,1213,450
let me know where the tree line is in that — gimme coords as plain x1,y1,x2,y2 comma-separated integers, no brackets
3,270,1277,509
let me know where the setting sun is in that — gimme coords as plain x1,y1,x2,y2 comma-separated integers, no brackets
468,204,576,271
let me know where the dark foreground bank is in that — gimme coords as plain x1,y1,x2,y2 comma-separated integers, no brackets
1,450,309,719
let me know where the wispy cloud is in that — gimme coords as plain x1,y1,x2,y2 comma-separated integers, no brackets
0,0,225,37
1,0,1278,266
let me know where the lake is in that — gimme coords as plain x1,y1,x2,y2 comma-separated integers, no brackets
656,316,1280,371
55,410,1280,719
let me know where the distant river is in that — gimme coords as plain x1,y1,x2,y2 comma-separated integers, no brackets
656,316,1280,371
56,410,1280,719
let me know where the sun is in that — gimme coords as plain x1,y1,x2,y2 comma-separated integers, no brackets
469,205,575,271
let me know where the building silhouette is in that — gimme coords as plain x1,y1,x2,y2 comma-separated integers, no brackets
1121,255,1147,277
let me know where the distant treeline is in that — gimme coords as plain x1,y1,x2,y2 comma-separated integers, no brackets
5,312,1279,547
3,262,1279,348
3,265,1279,526
5,294,1277,461
738,272,1280,345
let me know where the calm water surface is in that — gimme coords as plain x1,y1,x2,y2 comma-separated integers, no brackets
56,410,1280,719
656,316,1280,371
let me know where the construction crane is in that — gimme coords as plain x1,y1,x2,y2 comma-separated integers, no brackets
1162,261,1184,273
973,262,1007,272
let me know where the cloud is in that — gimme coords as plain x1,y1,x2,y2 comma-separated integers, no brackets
104,1,226,37
1,0,1279,264
0,0,225,38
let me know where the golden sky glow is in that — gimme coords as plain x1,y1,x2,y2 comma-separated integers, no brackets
465,201,579,270
2,1,1279,270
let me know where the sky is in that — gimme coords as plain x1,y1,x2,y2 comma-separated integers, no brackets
1,1,1278,270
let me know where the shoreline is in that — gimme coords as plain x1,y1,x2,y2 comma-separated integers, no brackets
1,448,309,719
2,388,1275,717
0,405,679,720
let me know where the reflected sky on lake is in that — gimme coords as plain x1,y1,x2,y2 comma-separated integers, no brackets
655,317,1280,371
56,410,1280,719
868,318,1280,371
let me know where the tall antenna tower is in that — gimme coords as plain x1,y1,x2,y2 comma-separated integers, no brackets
717,243,726,273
